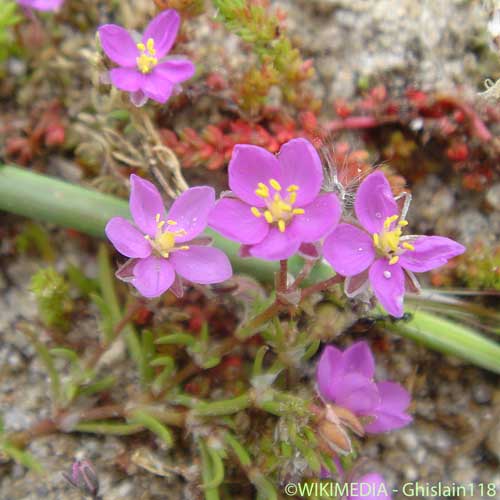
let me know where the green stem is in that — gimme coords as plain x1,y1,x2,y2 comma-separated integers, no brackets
192,393,253,417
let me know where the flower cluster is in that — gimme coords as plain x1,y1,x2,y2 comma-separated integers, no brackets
98,10,195,106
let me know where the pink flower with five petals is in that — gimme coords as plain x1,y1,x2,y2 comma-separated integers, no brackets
208,138,342,261
105,175,232,298
323,171,465,317
98,10,195,106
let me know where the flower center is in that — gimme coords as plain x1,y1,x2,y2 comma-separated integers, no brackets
136,38,158,74
250,179,304,233
145,214,189,258
372,215,415,265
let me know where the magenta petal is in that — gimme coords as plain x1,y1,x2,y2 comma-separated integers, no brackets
18,0,64,11
166,186,215,242
278,138,323,206
323,224,376,276
155,60,195,84
366,381,412,433
141,72,174,103
129,174,166,237
142,9,180,59
208,198,269,244
316,345,344,401
333,373,380,415
248,227,301,261
369,259,405,317
169,246,232,284
228,144,282,207
348,473,391,500
354,171,399,233
398,236,465,272
105,217,151,258
345,270,370,298
342,341,375,379
98,25,138,67
133,256,175,298
109,68,142,92
287,193,341,243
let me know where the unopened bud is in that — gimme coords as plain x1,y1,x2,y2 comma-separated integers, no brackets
62,459,100,499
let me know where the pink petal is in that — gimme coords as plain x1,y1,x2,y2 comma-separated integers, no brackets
376,381,411,414
130,90,148,107
287,193,341,243
98,25,138,67
133,256,175,298
155,60,195,84
109,67,142,92
228,144,282,207
333,373,380,415
323,224,376,276
369,259,405,318
115,258,137,283
141,72,174,104
316,345,344,402
169,246,232,284
18,0,64,10
354,171,399,234
208,198,269,245
342,341,375,379
129,174,166,237
277,138,323,206
398,236,465,272
248,227,301,261
105,217,151,258
166,186,215,242
348,473,392,500
143,9,180,59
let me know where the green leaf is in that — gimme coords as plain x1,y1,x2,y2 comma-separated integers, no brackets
128,410,174,447
155,333,195,347
2,443,43,474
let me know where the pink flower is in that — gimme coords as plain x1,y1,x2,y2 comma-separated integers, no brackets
98,10,195,106
17,0,64,11
317,342,412,434
208,138,342,261
105,175,232,298
323,171,465,317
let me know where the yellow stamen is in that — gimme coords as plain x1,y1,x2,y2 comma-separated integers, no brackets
384,214,399,230
137,42,146,52
155,213,161,222
251,207,261,218
292,208,305,215
274,193,281,202
279,202,292,211
257,182,269,192
398,220,408,227
264,210,273,223
179,245,190,250
287,185,299,192
289,192,297,204
158,231,176,249
278,220,286,233
402,242,415,251
388,255,399,265
255,189,269,198
157,220,165,230
146,38,156,55
269,178,282,191
373,233,380,246
167,220,177,226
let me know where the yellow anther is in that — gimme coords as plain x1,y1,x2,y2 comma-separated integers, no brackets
269,178,282,191
155,213,161,222
278,219,286,233
398,220,409,227
289,192,297,204
402,242,415,251
146,38,156,54
279,202,292,212
383,215,399,229
292,208,305,215
255,189,269,198
251,207,261,218
157,220,165,230
179,245,190,250
167,220,177,226
257,182,269,191
158,231,175,249
137,42,146,52
287,185,299,192
388,255,400,265
264,210,273,223
373,233,380,247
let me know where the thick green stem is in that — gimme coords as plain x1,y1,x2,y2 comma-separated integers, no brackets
1,166,499,373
